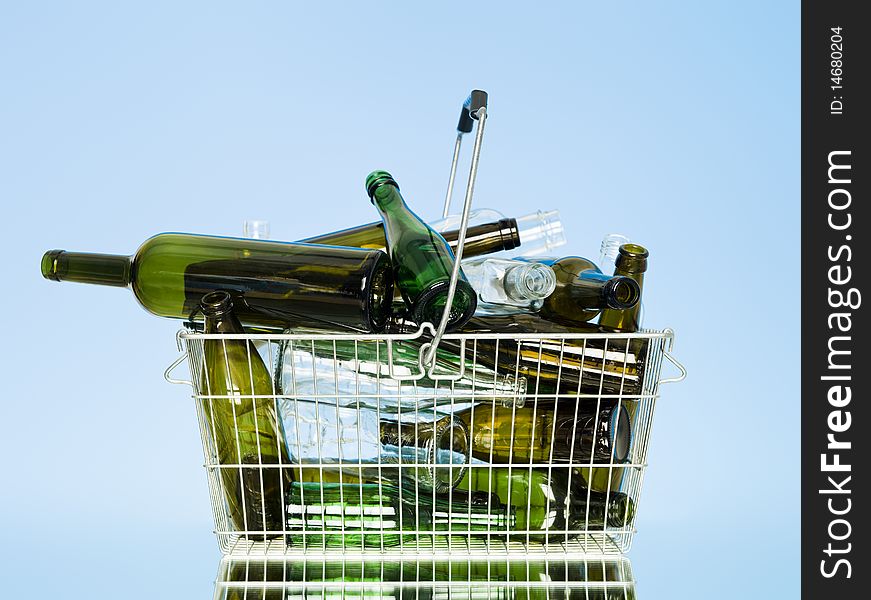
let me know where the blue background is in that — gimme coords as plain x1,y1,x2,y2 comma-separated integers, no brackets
0,2,799,597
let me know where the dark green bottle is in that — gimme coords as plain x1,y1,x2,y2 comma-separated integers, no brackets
299,217,521,258
537,257,640,326
598,244,649,332
285,482,514,548
41,233,394,332
391,313,648,397
366,170,477,330
457,468,635,542
199,291,293,539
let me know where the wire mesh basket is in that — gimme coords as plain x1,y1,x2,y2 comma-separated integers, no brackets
167,325,684,557
163,90,685,559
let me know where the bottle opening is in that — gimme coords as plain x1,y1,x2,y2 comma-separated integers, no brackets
605,277,641,309
41,250,64,281
364,255,393,332
430,417,470,493
610,405,632,463
200,290,234,315
504,263,557,302
365,170,399,199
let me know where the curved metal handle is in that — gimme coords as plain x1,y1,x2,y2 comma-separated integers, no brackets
425,92,488,367
442,90,490,218
658,350,687,385
164,353,192,386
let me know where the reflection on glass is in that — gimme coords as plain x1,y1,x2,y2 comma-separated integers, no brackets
214,556,636,600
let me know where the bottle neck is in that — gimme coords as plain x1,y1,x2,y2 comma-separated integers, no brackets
569,271,641,310
444,218,521,256
41,250,132,287
503,262,557,302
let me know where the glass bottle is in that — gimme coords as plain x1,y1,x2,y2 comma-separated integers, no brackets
41,233,394,332
536,257,640,326
461,257,557,314
300,215,522,259
456,399,632,465
598,234,630,274
199,291,292,539
598,244,649,333
284,481,514,548
392,313,647,397
280,402,471,493
275,333,528,413
433,208,567,259
457,468,634,541
366,170,477,330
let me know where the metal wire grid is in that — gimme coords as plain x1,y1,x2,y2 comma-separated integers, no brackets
213,556,636,600
167,327,684,557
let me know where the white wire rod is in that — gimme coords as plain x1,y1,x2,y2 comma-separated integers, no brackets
441,132,464,219
179,328,675,342
202,460,648,469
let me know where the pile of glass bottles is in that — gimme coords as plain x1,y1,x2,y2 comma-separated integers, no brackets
41,170,650,547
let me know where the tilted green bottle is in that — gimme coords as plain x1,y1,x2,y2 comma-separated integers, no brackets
300,216,521,258
598,244,649,332
199,291,293,539
455,399,631,465
284,482,514,548
41,233,394,332
366,170,477,330
457,468,635,542
537,257,640,326
392,313,647,397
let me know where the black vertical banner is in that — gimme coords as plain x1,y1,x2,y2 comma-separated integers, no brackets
802,1,869,596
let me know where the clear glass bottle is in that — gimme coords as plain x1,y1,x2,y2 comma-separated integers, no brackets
279,402,471,493
461,257,557,314
598,234,630,274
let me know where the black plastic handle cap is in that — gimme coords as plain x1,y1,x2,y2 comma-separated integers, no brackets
457,89,488,132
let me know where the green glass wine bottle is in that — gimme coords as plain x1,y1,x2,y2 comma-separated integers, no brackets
366,170,477,330
455,399,631,465
41,233,394,332
536,257,640,326
392,313,647,397
598,244,648,332
299,216,521,258
457,468,634,542
199,291,293,539
284,482,514,548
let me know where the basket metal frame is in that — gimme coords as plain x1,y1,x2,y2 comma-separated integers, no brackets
164,90,686,560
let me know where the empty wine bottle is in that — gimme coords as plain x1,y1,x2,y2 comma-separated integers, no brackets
284,482,514,548
275,331,528,414
456,400,632,465
457,468,634,541
366,170,477,330
280,402,470,493
300,215,521,259
391,313,647,397
598,244,649,333
199,291,292,539
536,257,640,326
462,257,557,314
41,233,394,332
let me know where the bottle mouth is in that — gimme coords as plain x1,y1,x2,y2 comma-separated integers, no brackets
365,170,399,201
615,243,649,273
504,263,557,302
604,277,641,309
609,404,632,464
362,253,394,333
513,210,567,255
429,417,470,493
200,290,234,316
412,279,478,331
608,493,636,528
41,250,64,281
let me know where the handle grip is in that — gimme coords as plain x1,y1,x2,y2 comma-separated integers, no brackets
457,89,489,132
